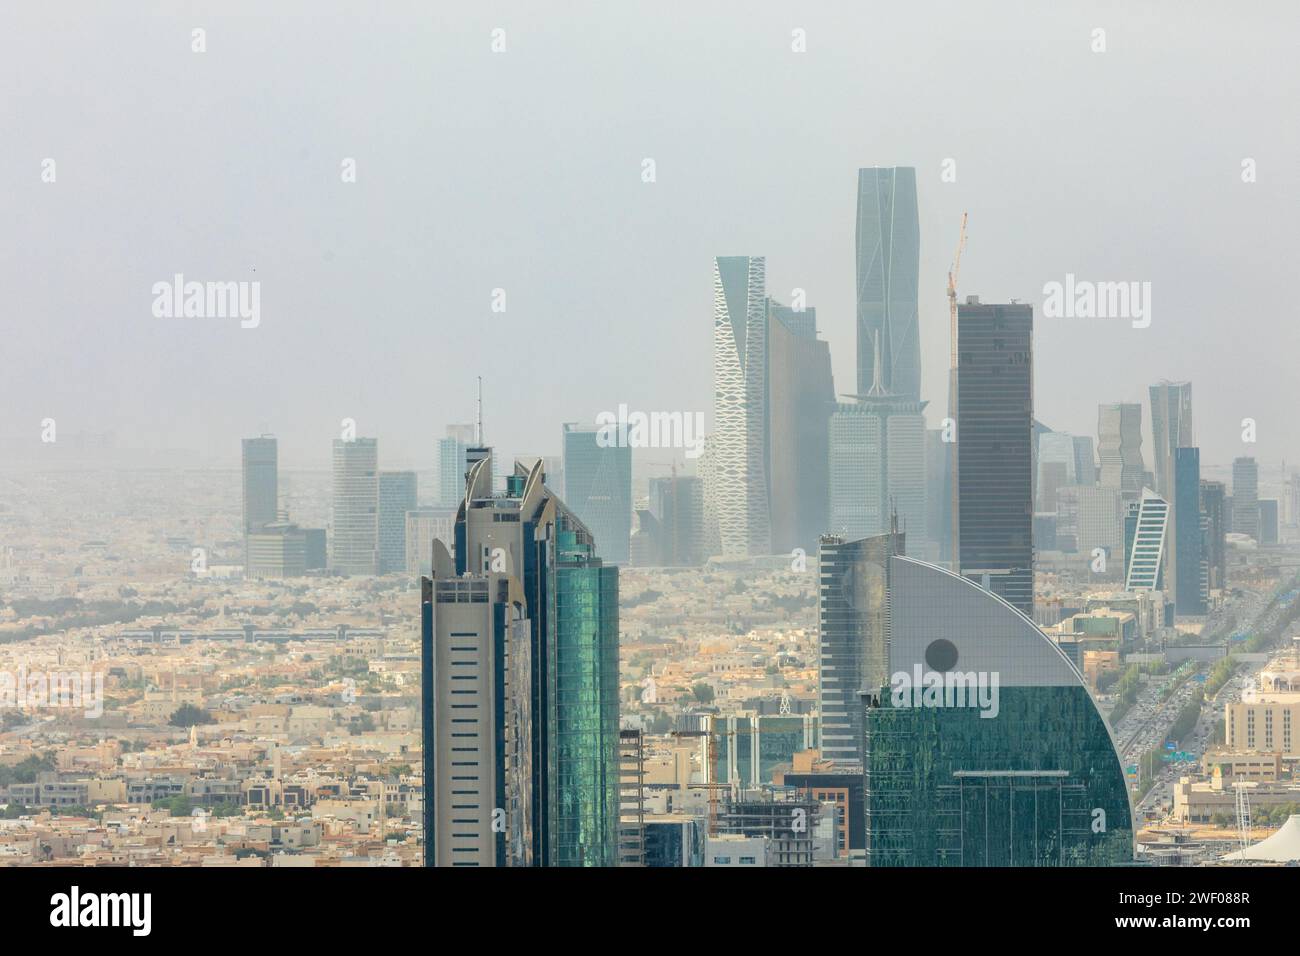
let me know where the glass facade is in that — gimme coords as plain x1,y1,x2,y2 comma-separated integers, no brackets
862,555,1133,866
562,425,633,565
865,687,1133,866
856,167,920,401
956,301,1034,615
548,525,620,866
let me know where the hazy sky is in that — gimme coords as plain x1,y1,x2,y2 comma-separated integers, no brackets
3,1,1296,473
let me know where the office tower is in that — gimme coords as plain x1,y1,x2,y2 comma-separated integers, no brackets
1200,480,1227,591
1057,485,1123,558
1259,499,1280,546
1289,472,1300,527
647,475,704,566
423,456,619,867
1233,457,1260,540
818,531,903,766
1173,448,1206,614
1097,404,1146,494
925,428,953,564
1149,382,1194,499
375,471,417,574
855,167,920,401
330,437,379,575
861,555,1133,866
300,529,325,570
1072,436,1097,486
241,436,278,561
828,332,927,550
437,424,475,507
1124,489,1169,592
562,423,632,565
1039,461,1070,512
708,255,771,556
246,514,308,579
404,507,455,577
765,298,834,554
955,298,1033,615
1037,431,1078,511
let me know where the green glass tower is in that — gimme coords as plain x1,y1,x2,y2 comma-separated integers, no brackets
422,454,620,867
859,554,1133,866
549,525,620,866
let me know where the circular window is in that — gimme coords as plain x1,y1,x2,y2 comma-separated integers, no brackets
925,639,959,672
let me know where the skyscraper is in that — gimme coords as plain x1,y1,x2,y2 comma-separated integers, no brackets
818,531,903,766
707,255,771,556
1072,435,1097,486
1233,457,1260,540
330,437,378,575
437,424,475,508
1149,382,1194,500
1173,448,1206,614
956,298,1034,615
241,436,278,561
1057,485,1124,560
1200,480,1227,592
829,331,927,550
765,298,834,554
378,470,418,574
861,555,1133,866
1124,488,1169,592
646,474,704,566
855,167,920,401
1097,404,1146,494
562,423,632,565
422,455,619,867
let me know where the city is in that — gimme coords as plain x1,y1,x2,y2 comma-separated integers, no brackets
1,0,1294,939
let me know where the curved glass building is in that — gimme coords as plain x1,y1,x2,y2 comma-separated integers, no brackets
863,553,1133,866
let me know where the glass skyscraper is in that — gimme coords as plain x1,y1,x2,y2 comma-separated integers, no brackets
818,531,903,765
562,423,632,566
378,470,417,574
1098,403,1146,495
855,167,920,401
330,437,378,575
241,435,278,562
549,526,619,867
862,555,1133,866
422,454,619,867
1232,456,1260,540
956,299,1034,615
1173,447,1206,614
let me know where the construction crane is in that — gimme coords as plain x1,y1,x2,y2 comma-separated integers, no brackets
948,213,968,572
671,721,764,835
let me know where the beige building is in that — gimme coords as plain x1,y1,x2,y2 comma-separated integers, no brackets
1224,692,1300,757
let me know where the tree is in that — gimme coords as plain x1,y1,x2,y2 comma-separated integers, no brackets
169,703,213,728
692,683,715,704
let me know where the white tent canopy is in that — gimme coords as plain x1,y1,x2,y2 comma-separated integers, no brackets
1223,814,1300,862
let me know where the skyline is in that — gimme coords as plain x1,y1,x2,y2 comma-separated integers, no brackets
3,2,1297,472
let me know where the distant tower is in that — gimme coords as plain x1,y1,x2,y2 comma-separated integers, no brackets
1232,457,1260,540
330,437,379,575
855,167,921,401
707,255,772,556
955,298,1034,615
1097,404,1146,496
242,435,278,563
